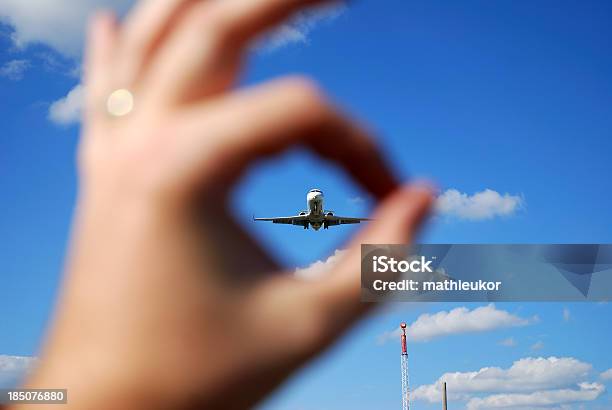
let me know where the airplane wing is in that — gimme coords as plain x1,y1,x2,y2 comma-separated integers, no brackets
254,215,309,227
324,215,372,227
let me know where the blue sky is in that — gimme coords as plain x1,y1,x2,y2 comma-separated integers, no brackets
1,0,612,409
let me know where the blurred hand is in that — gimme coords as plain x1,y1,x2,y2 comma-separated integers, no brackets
18,1,432,409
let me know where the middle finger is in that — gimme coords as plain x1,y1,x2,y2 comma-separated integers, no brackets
143,0,330,104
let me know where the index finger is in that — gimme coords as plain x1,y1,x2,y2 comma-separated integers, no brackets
173,77,399,201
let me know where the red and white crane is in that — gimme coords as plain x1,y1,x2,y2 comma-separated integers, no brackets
400,322,410,410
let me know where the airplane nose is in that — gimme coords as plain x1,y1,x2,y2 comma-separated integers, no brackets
308,192,323,201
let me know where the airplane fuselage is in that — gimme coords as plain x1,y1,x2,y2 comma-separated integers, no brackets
306,189,326,230
307,190,324,216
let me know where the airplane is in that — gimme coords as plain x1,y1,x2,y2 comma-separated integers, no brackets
254,189,371,230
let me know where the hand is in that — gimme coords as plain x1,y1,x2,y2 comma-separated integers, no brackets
19,1,433,409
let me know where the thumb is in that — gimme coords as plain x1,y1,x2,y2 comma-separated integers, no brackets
310,184,434,331
246,185,433,362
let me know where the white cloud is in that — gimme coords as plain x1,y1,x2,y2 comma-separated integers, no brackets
0,0,132,56
375,328,399,345
436,189,523,221
348,196,365,205
499,337,517,347
0,59,30,80
1,1,343,57
378,304,536,344
531,341,545,351
466,382,605,410
261,4,346,51
263,24,309,50
35,51,80,77
48,84,84,125
0,355,37,388
295,249,347,280
600,368,612,381
413,357,594,403
563,307,571,322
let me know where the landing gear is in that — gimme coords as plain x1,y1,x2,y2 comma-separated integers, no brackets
303,224,309,230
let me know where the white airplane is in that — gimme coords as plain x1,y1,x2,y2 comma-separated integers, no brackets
254,189,371,230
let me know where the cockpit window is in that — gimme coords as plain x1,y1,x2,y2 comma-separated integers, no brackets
310,189,322,193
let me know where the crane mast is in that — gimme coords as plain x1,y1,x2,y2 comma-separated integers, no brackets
400,322,410,410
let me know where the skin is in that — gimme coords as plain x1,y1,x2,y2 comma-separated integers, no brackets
10,1,433,409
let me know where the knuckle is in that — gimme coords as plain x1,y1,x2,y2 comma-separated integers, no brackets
197,4,242,48
123,33,148,59
279,77,333,125
283,76,327,108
